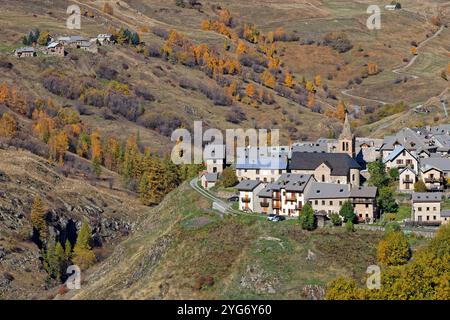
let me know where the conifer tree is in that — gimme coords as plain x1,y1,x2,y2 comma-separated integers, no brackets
72,219,96,270
31,196,47,241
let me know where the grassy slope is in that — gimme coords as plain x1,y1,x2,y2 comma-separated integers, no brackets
0,0,448,146
70,183,384,300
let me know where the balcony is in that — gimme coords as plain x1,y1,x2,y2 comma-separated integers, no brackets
273,202,281,209
285,195,297,202
424,177,443,184
260,201,270,208
241,197,251,203
402,179,414,184
350,198,374,204
272,193,281,200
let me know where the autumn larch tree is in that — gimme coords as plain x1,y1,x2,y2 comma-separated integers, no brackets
90,130,103,176
0,112,17,138
335,101,346,121
284,72,294,88
72,218,96,270
246,83,255,98
31,196,48,241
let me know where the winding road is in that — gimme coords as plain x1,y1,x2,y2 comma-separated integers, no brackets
341,25,445,106
189,177,243,215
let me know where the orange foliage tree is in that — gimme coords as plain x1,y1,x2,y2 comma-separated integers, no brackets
0,112,17,137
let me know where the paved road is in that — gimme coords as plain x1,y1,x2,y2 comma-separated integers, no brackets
189,177,243,215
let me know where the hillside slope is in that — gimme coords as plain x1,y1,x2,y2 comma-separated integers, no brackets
0,148,149,299
66,183,383,300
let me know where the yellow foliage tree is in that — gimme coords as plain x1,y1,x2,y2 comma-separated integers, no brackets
48,130,69,165
262,70,276,89
336,101,346,121
0,112,17,137
305,80,315,93
284,72,294,88
246,83,255,98
314,75,322,87
377,231,411,266
31,196,47,240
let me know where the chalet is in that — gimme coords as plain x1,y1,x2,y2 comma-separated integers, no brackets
398,167,417,191
411,192,443,225
236,180,264,212
97,34,114,45
420,165,444,191
383,145,418,171
349,186,378,223
47,42,65,57
14,47,36,58
305,182,350,215
421,158,450,180
289,152,361,187
200,172,218,190
255,173,314,216
236,155,288,183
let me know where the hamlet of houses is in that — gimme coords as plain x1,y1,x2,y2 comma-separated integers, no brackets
201,115,450,226
13,33,114,58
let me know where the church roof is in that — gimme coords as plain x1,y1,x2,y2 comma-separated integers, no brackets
339,113,353,139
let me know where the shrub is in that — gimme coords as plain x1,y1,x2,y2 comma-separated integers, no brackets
345,220,354,232
339,201,356,223
299,203,316,231
226,106,246,124
323,32,353,53
414,180,427,192
377,231,411,266
152,27,169,40
134,86,155,101
219,167,238,187
384,221,401,235
95,65,118,80
198,83,232,106
43,75,81,100
330,213,342,226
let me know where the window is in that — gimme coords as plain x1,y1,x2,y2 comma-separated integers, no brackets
426,207,430,211
418,207,422,212
322,175,325,182
433,216,436,220
322,200,325,205
365,204,369,208
352,174,355,181
279,170,282,174
256,169,260,174
427,216,430,221
329,201,333,205
315,200,318,205
433,207,436,211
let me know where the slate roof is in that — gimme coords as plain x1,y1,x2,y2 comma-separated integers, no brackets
15,47,35,53
421,158,450,172
349,186,377,198
235,180,262,191
289,152,360,175
305,182,350,199
204,173,218,182
441,210,450,218
412,192,442,203
383,145,407,163
236,155,287,170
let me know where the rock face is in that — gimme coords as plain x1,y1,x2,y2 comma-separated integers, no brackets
0,149,148,299
240,265,279,295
